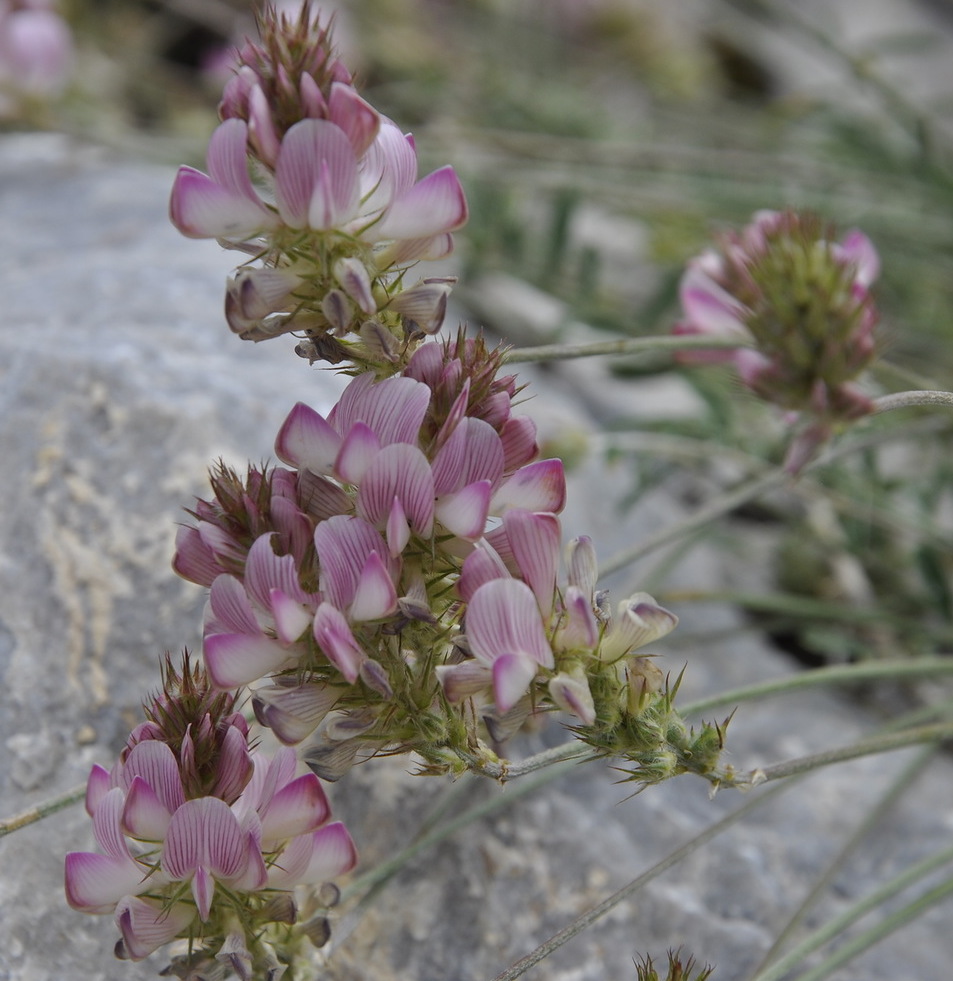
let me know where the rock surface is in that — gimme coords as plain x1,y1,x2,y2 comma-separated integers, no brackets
1,133,952,981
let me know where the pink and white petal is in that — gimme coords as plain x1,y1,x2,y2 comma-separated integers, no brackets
299,71,328,117
208,575,261,636
503,509,561,618
357,443,435,537
247,84,282,168
466,578,553,669
84,763,112,816
253,682,342,745
260,773,331,843
436,481,491,541
334,421,381,485
172,525,221,587
372,166,469,241
555,586,600,651
548,671,597,725
349,550,398,621
333,255,377,314
679,263,748,336
374,232,455,270
600,594,679,662
169,166,275,240
329,373,431,448
271,588,314,645
275,119,359,229
65,852,147,913
491,458,566,515
836,229,880,287
295,822,358,884
211,725,254,805
314,515,392,610
457,539,510,603
245,533,312,608
359,121,418,214
203,632,295,689
122,776,173,841
499,415,539,472
491,653,539,715
313,603,365,683
328,81,381,158
430,414,468,495
275,402,342,476
115,897,194,960
459,418,505,487
385,495,411,558
163,798,249,884
434,660,493,703
122,742,187,817
206,119,259,200
188,864,214,922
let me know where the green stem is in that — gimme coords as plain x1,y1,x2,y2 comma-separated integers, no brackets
747,745,936,979
503,333,750,365
489,781,795,981
730,722,953,789
782,872,953,981
872,390,953,414
0,782,86,838
455,740,597,781
681,657,953,718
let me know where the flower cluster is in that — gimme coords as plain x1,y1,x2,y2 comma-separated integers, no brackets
65,655,356,977
171,331,716,786
675,209,880,471
169,2,467,371
0,0,72,119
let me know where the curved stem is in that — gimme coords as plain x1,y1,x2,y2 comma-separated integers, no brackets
681,657,953,718
0,782,86,838
872,390,953,414
730,722,953,789
503,333,750,365
456,741,598,781
489,781,795,981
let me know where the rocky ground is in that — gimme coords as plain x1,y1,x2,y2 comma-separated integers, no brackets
2,132,953,981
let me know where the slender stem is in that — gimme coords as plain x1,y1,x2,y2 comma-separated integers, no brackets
748,745,936,979
732,722,953,789
503,334,750,365
872,390,953,414
783,873,953,981
681,657,953,718
750,793,953,981
455,740,598,781
489,781,795,981
0,783,86,838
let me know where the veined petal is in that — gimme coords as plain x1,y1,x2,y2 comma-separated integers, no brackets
499,415,539,472
385,495,411,557
122,742,186,817
555,586,600,651
84,763,112,816
466,578,553,669
372,166,468,241
253,681,342,745
260,773,331,844
203,632,294,689
115,897,194,960
458,539,510,603
275,401,342,476
334,421,381,485
329,373,431,448
275,119,359,229
492,653,539,714
349,550,398,621
435,660,493,703
436,481,491,541
172,525,221,587
356,443,435,537
65,851,147,913
208,575,261,636
328,81,381,158
359,120,417,214
375,232,455,269
313,603,365,683
245,533,313,608
333,255,377,315
206,118,259,198
491,458,566,515
295,822,358,884
122,775,173,842
600,593,679,662
503,509,561,618
549,669,596,725
459,417,506,487
169,166,276,240
162,797,249,885
314,515,393,611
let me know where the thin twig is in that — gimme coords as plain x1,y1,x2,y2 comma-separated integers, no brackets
872,389,953,414
503,333,751,364
0,783,86,838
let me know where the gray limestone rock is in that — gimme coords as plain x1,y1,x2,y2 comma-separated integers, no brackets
1,133,951,981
